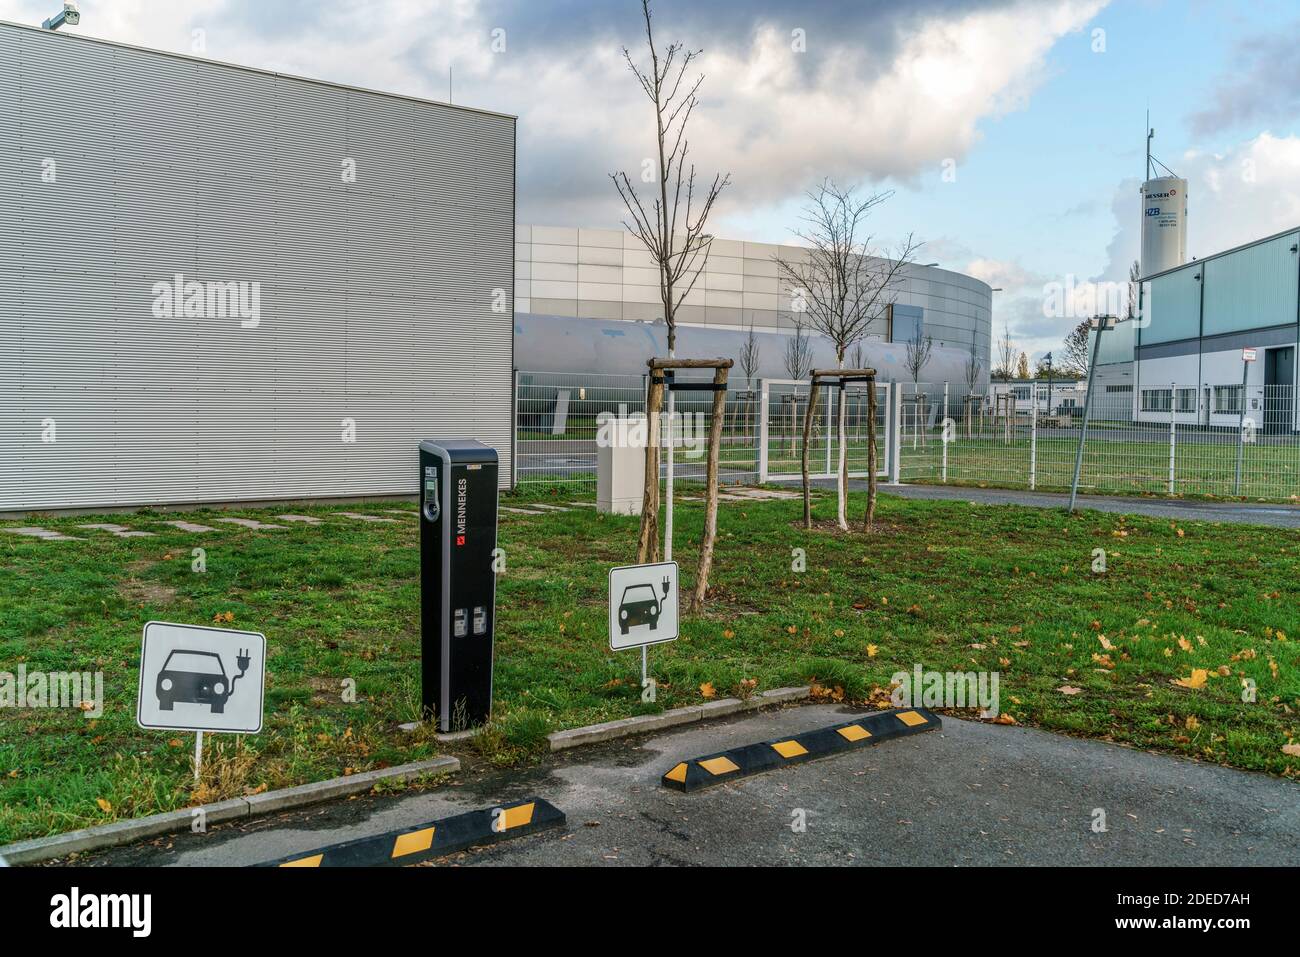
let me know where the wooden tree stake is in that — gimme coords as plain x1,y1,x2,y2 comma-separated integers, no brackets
690,364,729,611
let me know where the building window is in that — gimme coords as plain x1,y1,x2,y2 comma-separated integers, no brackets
1012,386,1031,400
1105,384,1132,393
1213,385,1244,414
1141,388,1172,412
888,304,924,344
1175,388,1196,413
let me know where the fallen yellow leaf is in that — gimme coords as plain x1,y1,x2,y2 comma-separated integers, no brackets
699,682,717,699
1171,669,1209,690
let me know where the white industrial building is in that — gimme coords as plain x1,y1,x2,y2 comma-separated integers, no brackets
0,20,516,511
514,225,993,382
1091,227,1300,431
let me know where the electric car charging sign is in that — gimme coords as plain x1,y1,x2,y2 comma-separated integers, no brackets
608,561,678,651
137,621,266,734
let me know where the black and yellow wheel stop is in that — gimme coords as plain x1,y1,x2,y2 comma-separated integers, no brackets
662,707,941,793
259,797,565,867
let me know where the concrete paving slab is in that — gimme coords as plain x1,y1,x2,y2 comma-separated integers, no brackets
77,523,155,538
2,526,83,541
156,521,217,533
215,518,286,530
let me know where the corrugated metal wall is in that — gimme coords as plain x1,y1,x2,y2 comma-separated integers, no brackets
0,22,515,511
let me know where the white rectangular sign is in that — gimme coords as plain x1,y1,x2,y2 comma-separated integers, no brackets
1243,348,1257,362
609,561,678,651
137,621,266,734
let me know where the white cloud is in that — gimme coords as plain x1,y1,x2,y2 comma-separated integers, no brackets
0,0,1105,224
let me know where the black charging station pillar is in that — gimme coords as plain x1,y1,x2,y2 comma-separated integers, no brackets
418,439,499,731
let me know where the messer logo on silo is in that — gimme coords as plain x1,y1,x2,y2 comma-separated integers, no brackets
456,478,467,544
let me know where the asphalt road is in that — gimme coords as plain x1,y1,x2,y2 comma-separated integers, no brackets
80,705,1300,867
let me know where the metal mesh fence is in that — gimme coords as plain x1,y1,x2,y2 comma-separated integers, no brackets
899,382,1300,501
514,372,887,489
513,371,765,487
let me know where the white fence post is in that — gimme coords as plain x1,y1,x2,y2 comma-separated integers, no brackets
757,379,769,484
1029,385,1038,491
941,381,949,483
510,367,519,490
1168,381,1176,494
890,380,902,484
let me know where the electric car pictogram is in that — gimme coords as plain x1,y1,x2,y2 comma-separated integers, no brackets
618,582,663,635
156,648,250,714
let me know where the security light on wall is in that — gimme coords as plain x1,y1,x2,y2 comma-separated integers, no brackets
42,2,80,30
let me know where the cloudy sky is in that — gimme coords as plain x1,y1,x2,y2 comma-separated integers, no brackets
4,0,1299,359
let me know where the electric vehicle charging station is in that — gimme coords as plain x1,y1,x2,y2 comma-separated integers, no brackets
419,439,499,731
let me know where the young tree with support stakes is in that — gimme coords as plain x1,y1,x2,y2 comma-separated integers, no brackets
801,368,879,530
775,180,918,531
640,357,733,612
611,0,731,567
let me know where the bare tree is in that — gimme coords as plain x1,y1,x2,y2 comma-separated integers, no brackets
739,320,760,380
994,324,1017,380
612,0,731,565
738,320,760,438
783,319,813,380
775,179,919,530
903,324,933,384
1061,318,1091,377
962,342,982,437
611,0,731,355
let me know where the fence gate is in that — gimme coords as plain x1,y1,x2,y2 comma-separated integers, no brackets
758,379,890,483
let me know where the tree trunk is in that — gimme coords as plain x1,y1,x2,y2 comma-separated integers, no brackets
865,377,878,530
801,378,820,530
636,375,664,563
691,365,729,612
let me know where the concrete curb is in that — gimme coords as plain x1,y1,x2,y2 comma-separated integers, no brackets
547,686,810,751
0,755,461,866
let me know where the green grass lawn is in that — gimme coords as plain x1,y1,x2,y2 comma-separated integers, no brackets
2,488,1299,843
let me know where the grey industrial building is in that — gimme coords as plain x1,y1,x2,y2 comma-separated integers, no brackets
514,225,993,380
1091,226,1300,431
0,20,516,511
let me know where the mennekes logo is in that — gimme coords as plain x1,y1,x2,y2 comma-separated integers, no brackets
49,887,151,937
455,477,467,545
